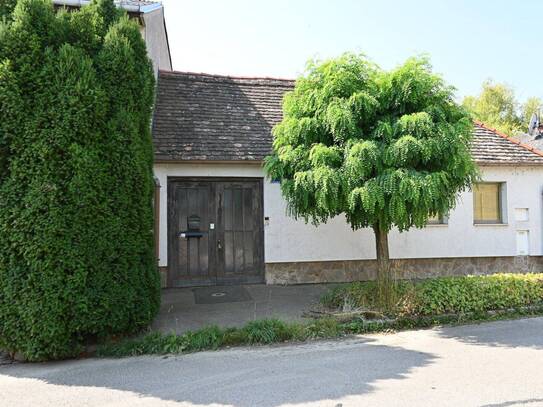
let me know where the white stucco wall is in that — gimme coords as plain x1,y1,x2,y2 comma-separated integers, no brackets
155,163,543,267
141,8,172,75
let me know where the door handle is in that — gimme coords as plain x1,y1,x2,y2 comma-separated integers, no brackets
217,239,222,250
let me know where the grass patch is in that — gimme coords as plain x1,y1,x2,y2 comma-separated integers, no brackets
96,306,543,358
96,273,543,358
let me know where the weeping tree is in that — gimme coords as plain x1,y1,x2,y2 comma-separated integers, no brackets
265,54,478,308
0,0,160,361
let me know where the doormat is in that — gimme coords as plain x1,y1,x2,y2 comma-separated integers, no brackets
193,286,253,304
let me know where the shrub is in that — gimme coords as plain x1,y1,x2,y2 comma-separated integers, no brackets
184,326,223,351
96,296,543,358
415,274,543,315
242,319,293,344
0,0,17,19
304,318,342,339
321,273,543,316
0,0,159,361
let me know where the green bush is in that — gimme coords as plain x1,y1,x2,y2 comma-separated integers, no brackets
185,326,224,351
303,318,342,339
321,273,543,316
0,0,159,361
0,0,17,19
97,302,543,358
242,319,294,344
97,318,326,357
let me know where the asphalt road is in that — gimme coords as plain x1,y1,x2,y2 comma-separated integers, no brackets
2,317,543,407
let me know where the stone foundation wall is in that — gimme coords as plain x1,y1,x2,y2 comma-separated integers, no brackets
265,256,543,285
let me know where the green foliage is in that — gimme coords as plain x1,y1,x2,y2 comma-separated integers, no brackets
521,97,542,126
184,326,224,350
463,80,542,135
265,54,478,233
97,274,543,357
0,0,159,361
463,80,522,135
243,318,293,344
0,0,17,19
321,273,543,316
303,318,342,339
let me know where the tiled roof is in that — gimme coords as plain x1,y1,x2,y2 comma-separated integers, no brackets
153,71,294,161
152,71,543,165
472,122,543,165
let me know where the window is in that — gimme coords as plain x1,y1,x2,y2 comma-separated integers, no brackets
473,182,505,224
427,214,447,225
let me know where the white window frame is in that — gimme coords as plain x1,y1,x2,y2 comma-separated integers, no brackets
426,213,449,226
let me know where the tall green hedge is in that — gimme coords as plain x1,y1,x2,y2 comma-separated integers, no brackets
0,0,160,361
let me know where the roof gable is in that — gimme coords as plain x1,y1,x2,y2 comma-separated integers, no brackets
152,71,543,166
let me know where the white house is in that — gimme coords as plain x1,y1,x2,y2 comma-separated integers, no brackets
152,71,543,287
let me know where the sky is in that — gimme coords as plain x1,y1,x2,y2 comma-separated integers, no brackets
160,0,542,102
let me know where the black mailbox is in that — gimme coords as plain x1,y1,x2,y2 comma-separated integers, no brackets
179,214,204,239
187,214,201,231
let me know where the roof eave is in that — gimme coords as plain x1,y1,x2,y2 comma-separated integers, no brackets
154,158,265,165
475,160,543,167
51,0,162,14
474,120,543,159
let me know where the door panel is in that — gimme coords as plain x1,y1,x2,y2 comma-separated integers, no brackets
168,178,264,287
169,181,214,286
216,181,263,282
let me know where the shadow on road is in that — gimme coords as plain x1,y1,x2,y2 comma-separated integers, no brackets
0,337,436,407
436,317,543,350
481,398,543,407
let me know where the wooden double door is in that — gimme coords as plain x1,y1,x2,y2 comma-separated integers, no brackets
168,178,264,287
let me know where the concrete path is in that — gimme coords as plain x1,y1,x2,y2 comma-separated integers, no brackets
153,284,331,334
2,317,543,407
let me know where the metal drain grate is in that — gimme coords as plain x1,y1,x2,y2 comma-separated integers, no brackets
193,286,252,304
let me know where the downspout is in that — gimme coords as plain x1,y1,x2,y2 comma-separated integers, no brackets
154,176,161,263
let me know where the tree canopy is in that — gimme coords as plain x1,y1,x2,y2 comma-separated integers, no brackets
522,97,543,127
265,54,478,307
463,79,542,136
265,54,477,233
0,0,160,361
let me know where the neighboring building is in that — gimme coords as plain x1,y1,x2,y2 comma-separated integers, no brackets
52,0,172,75
518,127,543,152
152,71,543,288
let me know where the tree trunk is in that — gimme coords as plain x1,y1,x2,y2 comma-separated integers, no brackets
373,224,393,310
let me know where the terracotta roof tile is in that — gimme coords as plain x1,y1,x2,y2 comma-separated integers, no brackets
152,71,293,161
472,121,543,165
152,71,543,166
